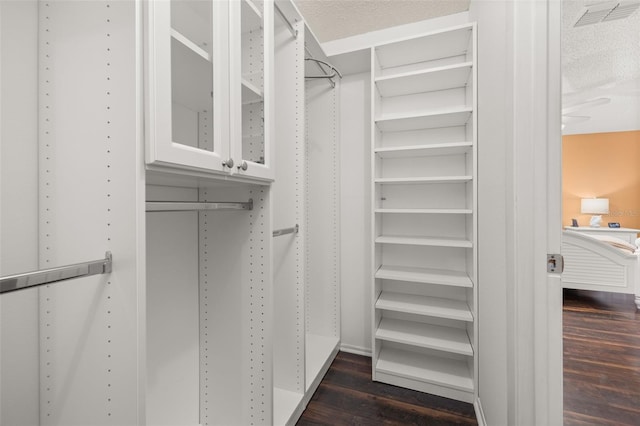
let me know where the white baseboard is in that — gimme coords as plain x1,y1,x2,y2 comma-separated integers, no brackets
339,343,372,357
474,397,487,426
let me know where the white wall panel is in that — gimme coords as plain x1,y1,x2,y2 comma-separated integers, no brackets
305,80,340,340
468,2,510,424
37,2,142,424
338,72,372,355
272,19,305,398
0,1,40,425
199,186,272,426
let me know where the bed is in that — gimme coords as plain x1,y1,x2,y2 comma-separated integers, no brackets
562,230,640,310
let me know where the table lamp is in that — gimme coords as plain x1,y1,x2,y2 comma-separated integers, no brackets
581,198,609,228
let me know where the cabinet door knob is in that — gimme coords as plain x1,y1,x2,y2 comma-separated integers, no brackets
237,160,248,171
222,158,234,168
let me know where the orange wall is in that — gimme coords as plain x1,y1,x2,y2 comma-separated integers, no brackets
563,130,640,230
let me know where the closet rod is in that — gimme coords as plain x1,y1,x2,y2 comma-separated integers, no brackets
274,3,298,38
146,200,253,212
304,49,342,88
0,252,113,294
273,224,299,237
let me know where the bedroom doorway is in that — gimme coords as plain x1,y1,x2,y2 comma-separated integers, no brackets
560,1,640,424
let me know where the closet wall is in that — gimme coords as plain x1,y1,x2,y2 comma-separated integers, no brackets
0,1,40,424
338,71,372,355
272,12,306,425
0,1,143,424
304,30,342,388
34,1,143,424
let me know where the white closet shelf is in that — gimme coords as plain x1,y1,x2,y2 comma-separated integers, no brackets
375,235,472,248
376,318,473,356
376,108,472,132
376,292,473,322
374,176,472,185
306,334,339,392
375,208,472,214
376,25,472,71
375,62,472,98
171,28,211,62
376,346,474,393
375,265,472,287
171,38,213,112
242,79,264,104
374,142,472,158
242,0,263,32
274,387,304,426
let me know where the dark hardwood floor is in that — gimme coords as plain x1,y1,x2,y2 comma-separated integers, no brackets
296,290,640,425
296,351,477,425
563,289,640,426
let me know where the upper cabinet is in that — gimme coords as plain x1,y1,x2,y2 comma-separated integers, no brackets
145,0,274,182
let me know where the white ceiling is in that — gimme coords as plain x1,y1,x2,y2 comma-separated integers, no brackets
293,0,640,135
293,0,470,42
562,1,640,134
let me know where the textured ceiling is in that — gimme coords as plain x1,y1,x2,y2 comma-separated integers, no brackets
293,0,639,134
293,0,470,42
562,1,640,134
563,1,640,93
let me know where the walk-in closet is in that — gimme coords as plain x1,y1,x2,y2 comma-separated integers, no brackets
1,1,486,425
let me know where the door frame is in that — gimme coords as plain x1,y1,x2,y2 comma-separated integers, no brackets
511,0,563,424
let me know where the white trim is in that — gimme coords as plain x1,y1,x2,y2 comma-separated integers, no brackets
511,0,563,424
322,12,470,57
474,398,487,426
339,344,372,357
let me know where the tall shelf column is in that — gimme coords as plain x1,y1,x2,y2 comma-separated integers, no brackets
370,23,477,403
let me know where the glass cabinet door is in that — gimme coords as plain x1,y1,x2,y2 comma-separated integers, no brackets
146,0,230,173
230,0,274,180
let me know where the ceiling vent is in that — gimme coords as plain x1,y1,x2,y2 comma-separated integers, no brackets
574,1,640,27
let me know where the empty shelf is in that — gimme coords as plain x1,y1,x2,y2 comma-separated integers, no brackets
376,292,473,321
171,29,211,61
306,334,339,392
242,78,263,104
376,108,472,132
242,0,263,32
375,62,472,98
374,142,473,158
376,318,473,356
376,25,473,71
375,235,472,248
375,265,472,287
376,346,474,393
274,387,303,426
374,176,472,185
375,208,472,214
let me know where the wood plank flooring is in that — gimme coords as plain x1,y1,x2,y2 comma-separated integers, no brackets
296,289,640,425
563,289,640,426
296,351,477,425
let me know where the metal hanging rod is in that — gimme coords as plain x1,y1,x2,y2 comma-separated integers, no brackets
274,3,298,38
146,200,253,212
273,224,299,237
304,49,342,88
0,252,113,295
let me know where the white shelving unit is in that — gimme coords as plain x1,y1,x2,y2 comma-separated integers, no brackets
371,23,477,404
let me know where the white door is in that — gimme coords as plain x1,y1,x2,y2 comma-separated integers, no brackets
229,0,274,180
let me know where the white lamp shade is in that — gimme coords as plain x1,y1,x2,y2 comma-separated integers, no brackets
581,198,609,214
